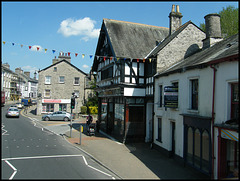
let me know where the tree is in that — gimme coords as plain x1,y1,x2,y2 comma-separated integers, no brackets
199,5,238,39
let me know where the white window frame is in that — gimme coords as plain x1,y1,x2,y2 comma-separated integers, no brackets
45,76,51,84
44,89,51,97
59,76,65,84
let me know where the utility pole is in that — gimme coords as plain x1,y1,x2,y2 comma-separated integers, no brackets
70,93,75,138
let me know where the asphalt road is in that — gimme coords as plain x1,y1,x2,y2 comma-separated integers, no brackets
1,105,116,179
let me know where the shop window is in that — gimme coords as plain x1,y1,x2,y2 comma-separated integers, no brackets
42,103,54,113
187,127,194,164
202,130,210,173
59,104,67,111
194,129,201,169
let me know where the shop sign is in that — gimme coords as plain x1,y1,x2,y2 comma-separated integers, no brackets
164,86,178,108
42,99,70,103
221,129,238,141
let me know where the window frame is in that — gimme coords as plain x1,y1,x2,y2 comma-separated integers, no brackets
45,76,51,85
74,77,80,85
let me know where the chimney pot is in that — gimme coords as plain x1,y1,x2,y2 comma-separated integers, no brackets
176,5,180,13
171,5,175,12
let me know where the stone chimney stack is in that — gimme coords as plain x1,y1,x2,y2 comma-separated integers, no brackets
24,71,30,77
15,67,23,74
52,51,71,65
203,14,223,49
34,71,37,80
169,5,183,35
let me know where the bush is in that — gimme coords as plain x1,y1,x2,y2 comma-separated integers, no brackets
81,106,87,114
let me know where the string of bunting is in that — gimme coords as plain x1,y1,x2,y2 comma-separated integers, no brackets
2,41,157,63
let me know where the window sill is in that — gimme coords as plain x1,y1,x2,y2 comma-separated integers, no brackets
156,139,162,143
187,109,199,114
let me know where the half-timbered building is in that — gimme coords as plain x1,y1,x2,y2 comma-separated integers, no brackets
92,18,169,143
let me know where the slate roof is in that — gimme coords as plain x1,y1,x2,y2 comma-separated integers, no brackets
155,33,239,77
145,21,204,58
93,19,169,71
38,59,87,75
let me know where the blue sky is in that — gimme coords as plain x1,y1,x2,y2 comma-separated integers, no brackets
1,1,238,78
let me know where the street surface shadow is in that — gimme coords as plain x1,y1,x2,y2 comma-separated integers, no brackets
125,142,210,180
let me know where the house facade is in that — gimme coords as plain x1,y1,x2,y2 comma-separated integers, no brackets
37,52,88,116
92,17,169,143
1,63,38,101
153,13,238,178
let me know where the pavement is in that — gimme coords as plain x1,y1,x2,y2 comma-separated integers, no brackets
5,101,210,179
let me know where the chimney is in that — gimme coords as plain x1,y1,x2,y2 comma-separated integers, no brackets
15,67,23,74
169,5,183,35
24,71,30,77
202,13,223,49
34,71,37,80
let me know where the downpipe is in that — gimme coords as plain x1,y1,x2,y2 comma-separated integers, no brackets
210,64,217,179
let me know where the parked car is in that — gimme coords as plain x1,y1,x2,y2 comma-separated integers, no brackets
15,103,23,109
6,108,20,118
9,105,17,108
31,100,37,105
42,111,73,121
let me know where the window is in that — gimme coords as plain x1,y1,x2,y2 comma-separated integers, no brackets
45,76,51,84
59,76,65,83
159,85,163,107
42,104,54,113
74,77,80,85
59,104,67,111
190,79,198,110
157,118,162,142
54,67,57,72
101,66,113,80
231,83,239,119
44,89,50,97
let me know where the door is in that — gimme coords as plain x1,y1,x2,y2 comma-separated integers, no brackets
170,121,176,157
107,102,114,134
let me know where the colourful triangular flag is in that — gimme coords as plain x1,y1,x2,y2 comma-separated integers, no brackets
82,54,85,59
3,41,6,45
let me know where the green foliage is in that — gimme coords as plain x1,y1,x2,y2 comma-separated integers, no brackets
81,106,87,114
199,5,238,39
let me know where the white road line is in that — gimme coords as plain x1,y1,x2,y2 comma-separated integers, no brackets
2,154,115,179
4,160,17,180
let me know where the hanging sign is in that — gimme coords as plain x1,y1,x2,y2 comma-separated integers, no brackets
164,86,178,108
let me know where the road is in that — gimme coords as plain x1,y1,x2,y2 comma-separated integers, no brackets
1,105,116,179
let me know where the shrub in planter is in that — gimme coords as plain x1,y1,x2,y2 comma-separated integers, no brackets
81,106,87,114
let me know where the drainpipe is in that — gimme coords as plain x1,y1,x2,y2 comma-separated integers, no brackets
210,64,217,179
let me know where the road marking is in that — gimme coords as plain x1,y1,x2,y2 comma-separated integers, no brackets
2,124,9,136
4,160,17,180
2,154,115,179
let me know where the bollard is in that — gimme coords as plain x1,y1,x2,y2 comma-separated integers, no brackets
79,125,83,145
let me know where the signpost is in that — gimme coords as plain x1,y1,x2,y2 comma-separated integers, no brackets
70,93,76,138
164,86,178,108
79,125,83,145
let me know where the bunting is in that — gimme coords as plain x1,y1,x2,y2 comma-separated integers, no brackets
2,40,157,63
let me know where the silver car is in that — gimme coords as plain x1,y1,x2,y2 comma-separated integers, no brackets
42,111,73,121
6,108,20,118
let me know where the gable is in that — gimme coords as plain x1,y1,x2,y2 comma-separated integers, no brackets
92,19,169,71
39,60,87,76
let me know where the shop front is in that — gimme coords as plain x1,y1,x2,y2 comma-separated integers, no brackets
215,124,239,179
41,99,70,114
98,88,146,143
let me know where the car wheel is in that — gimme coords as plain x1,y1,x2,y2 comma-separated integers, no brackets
44,117,50,121
64,117,69,122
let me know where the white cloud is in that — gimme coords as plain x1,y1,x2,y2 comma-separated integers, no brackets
57,17,100,41
30,45,43,52
82,64,89,69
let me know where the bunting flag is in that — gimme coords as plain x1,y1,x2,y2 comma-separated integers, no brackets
2,40,157,63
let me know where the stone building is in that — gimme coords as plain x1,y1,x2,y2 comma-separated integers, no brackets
37,52,89,116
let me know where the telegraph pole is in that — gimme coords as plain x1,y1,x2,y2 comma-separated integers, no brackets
70,93,75,138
